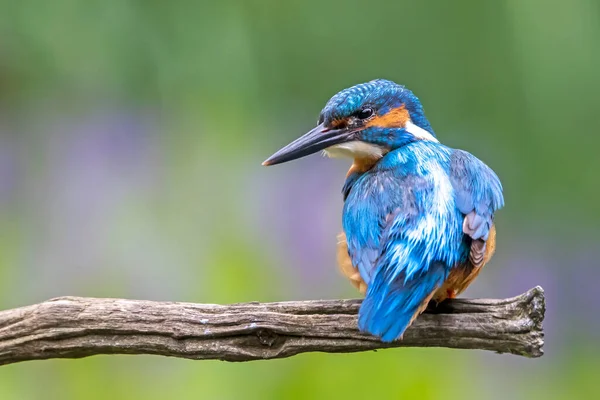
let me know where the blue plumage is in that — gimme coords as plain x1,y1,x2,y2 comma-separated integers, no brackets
343,141,501,341
263,79,504,342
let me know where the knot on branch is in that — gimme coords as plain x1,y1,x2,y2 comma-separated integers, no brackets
256,329,279,347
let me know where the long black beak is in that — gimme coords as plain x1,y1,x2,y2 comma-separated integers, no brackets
262,123,356,166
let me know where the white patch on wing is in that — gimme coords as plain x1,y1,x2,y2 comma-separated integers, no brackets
406,120,439,142
389,159,455,281
323,141,386,160
429,161,454,218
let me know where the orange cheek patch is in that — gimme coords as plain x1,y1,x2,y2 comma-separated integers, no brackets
366,105,410,129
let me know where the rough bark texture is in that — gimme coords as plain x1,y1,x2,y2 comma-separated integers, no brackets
0,286,544,366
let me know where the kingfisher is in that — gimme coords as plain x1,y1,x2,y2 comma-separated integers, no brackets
262,79,504,342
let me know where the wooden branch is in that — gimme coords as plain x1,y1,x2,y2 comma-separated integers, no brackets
0,287,544,366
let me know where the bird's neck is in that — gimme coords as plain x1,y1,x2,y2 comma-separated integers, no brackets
346,155,381,177
324,141,388,176
341,153,385,201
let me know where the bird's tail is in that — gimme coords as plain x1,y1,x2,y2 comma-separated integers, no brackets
358,260,447,342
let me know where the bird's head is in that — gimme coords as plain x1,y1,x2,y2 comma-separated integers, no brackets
263,79,437,166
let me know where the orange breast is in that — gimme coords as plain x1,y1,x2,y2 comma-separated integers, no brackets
336,231,368,294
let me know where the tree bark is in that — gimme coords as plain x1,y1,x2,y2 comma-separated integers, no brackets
0,286,544,366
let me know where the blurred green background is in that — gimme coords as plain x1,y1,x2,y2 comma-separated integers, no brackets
1,0,599,399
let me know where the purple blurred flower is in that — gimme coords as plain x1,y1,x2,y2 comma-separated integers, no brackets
9,109,193,300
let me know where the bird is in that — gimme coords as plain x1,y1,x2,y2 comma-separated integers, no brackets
262,79,504,342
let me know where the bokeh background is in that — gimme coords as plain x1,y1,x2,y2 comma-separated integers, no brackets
1,1,599,399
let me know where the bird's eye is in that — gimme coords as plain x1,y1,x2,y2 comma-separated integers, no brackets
356,108,374,120
318,113,324,124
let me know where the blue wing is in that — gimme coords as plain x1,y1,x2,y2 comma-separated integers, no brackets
449,150,504,265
